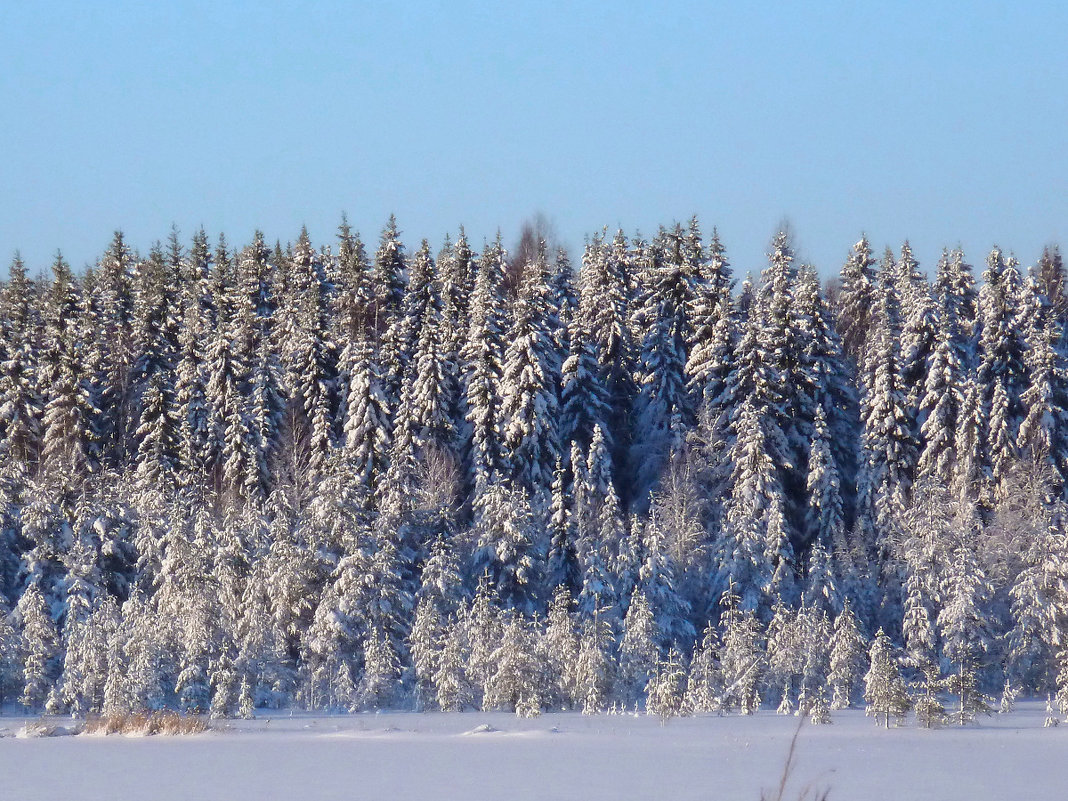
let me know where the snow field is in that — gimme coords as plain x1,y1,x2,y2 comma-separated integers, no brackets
1,703,1065,801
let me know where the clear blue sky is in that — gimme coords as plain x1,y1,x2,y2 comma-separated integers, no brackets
1,1,1065,280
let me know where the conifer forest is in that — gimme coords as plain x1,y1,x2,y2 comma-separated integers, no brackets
2,215,1068,729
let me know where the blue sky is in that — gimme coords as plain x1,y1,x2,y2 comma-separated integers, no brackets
1,1,1065,279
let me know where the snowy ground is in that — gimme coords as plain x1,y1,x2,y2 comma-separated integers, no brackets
1,703,1065,801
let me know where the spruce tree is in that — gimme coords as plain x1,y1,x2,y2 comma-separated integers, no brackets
0,254,43,470
17,581,60,710
938,540,995,725
828,600,867,709
863,628,910,728
500,244,561,507
618,589,659,705
461,238,507,513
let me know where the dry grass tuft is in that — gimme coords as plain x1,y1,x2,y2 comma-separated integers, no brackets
82,711,208,736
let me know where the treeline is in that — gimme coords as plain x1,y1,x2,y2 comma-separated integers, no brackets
0,217,1066,724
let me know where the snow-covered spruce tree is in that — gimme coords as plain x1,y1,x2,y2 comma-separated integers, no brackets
134,370,177,491
618,589,659,706
954,375,990,505
500,243,561,508
1017,320,1068,490
16,580,61,711
54,523,107,714
40,313,95,484
937,538,995,725
0,254,43,471
539,585,580,709
684,622,723,714
371,216,407,405
429,615,467,713
575,604,614,714
1007,502,1068,695
304,592,352,711
393,239,437,387
837,236,879,365
234,556,290,710
403,272,458,461
630,228,695,503
976,247,1028,496
717,394,793,616
933,247,978,357
805,404,846,612
93,230,140,464
898,256,939,443
356,626,401,710
828,599,867,709
798,603,832,716
916,310,964,485
410,595,445,710
546,457,582,595
637,512,695,648
461,237,507,514
855,275,916,608
342,324,392,504
433,616,471,712
0,598,21,707
438,230,475,389
793,263,858,524
718,582,764,714
174,282,213,491
645,647,686,722
470,484,544,614
277,227,336,490
685,230,733,414
765,600,804,713
580,230,635,482
575,428,625,619
38,250,79,404
484,613,543,717
560,293,612,458
863,628,910,728
465,574,504,709
418,533,466,615
897,477,954,678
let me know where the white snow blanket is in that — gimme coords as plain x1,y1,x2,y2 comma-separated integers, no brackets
1,703,1064,800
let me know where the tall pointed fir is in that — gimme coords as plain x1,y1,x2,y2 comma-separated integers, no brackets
174,262,212,492
718,394,793,616
500,244,561,509
855,277,916,569
685,229,734,414
805,404,846,610
559,291,611,459
1007,504,1068,695
342,325,392,504
937,538,995,725
630,231,693,505
461,237,507,516
40,311,94,484
864,628,910,727
975,247,1027,494
837,236,878,365
373,216,409,407
581,230,635,477
278,227,335,489
0,254,43,471
1017,320,1068,490
916,309,964,485
92,231,138,463
397,251,457,463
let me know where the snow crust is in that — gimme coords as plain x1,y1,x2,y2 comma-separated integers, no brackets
1,703,1065,800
